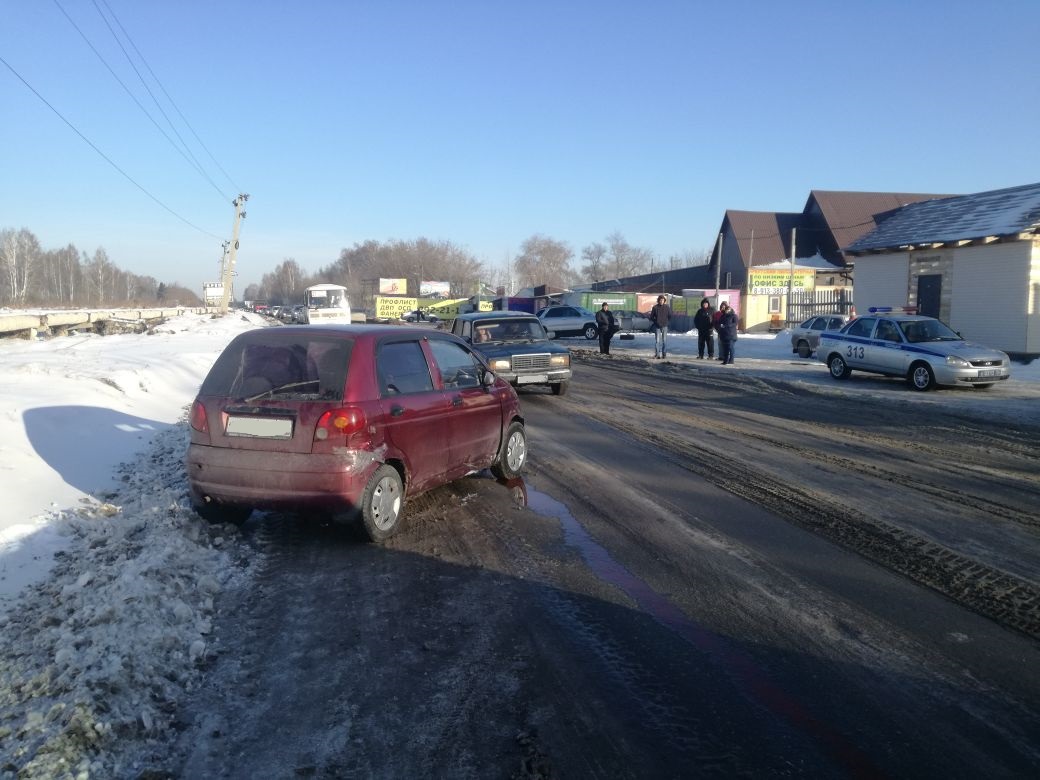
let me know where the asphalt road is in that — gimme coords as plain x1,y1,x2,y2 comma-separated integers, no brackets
162,352,1040,779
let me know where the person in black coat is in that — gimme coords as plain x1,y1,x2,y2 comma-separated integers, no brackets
693,297,715,359
595,302,618,354
716,302,738,365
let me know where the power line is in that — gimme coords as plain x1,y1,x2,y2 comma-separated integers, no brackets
0,54,224,241
51,0,229,204
99,0,242,194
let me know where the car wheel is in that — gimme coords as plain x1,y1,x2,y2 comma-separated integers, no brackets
551,380,569,396
491,421,527,479
583,324,598,340
193,501,251,526
796,340,811,359
908,362,936,391
827,354,851,379
359,464,404,542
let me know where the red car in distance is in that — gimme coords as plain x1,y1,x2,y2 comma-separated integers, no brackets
187,324,527,541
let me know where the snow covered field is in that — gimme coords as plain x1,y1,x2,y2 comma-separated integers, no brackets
0,312,1037,776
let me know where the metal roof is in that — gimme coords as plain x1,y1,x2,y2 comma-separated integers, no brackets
807,191,952,255
845,182,1040,253
723,210,801,265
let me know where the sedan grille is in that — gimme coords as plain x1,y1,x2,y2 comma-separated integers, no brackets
970,359,1003,367
511,353,552,371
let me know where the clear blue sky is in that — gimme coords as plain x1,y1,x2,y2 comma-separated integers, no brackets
2,0,1038,295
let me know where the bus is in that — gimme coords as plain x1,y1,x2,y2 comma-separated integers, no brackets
302,283,352,324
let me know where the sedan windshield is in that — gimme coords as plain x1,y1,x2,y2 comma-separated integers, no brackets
898,319,961,343
474,320,545,343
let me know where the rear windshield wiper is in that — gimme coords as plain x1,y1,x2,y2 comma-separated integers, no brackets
245,379,319,402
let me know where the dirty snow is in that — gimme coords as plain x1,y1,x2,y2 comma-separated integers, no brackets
0,312,1037,777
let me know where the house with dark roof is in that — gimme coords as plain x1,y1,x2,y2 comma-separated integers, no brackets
844,181,1040,357
708,190,948,331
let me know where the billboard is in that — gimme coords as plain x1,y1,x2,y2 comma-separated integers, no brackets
420,280,451,297
748,269,815,295
378,278,408,295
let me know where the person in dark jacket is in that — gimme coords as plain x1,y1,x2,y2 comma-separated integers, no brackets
711,305,725,361
595,302,618,354
716,302,738,364
649,295,671,359
693,297,715,359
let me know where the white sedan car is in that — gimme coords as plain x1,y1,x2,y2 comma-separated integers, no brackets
818,313,1010,391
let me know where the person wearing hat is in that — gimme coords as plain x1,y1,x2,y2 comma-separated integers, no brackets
716,301,738,364
649,295,672,359
595,302,619,354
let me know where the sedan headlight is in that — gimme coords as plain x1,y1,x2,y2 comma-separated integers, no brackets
945,355,971,368
550,354,570,367
490,358,511,371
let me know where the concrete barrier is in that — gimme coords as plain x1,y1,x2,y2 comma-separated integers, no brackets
0,307,216,339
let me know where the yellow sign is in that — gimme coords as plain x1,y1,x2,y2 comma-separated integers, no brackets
748,269,815,295
376,296,417,319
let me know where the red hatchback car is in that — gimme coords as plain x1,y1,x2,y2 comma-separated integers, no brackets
187,325,527,541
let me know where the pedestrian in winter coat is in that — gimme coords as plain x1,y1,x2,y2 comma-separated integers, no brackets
649,295,672,359
716,302,738,365
693,298,715,359
711,306,725,361
595,302,618,354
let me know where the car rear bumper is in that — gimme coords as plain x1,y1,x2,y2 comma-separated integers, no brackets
187,443,379,511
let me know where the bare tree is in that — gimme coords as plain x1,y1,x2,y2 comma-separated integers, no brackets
88,248,111,306
605,231,652,279
0,228,41,306
580,241,608,282
513,235,575,290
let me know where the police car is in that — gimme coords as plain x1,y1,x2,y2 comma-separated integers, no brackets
817,308,1010,391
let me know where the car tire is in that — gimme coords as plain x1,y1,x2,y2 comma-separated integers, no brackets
359,464,404,542
796,340,811,359
551,380,569,396
908,362,936,391
583,324,599,340
827,354,851,380
491,421,527,480
193,501,251,526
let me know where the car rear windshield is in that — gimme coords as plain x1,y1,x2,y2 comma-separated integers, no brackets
200,333,354,401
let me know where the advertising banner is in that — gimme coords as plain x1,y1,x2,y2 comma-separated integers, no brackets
378,278,408,295
420,281,451,297
376,296,417,319
748,269,815,295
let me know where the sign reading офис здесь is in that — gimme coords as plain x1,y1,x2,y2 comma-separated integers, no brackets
748,269,815,295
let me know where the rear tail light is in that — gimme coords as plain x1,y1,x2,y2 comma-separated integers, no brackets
314,406,366,442
190,400,209,433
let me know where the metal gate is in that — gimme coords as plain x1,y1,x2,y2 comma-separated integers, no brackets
788,289,855,325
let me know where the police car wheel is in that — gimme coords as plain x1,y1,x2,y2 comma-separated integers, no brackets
908,363,936,391
828,355,851,380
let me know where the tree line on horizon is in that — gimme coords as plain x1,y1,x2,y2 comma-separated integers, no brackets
1,225,707,310
0,227,201,309
246,232,708,307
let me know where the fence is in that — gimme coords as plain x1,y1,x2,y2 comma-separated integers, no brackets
788,289,854,325
0,307,215,339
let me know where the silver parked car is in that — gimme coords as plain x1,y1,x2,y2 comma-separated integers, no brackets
817,313,1010,391
790,314,851,358
614,309,653,332
536,305,599,340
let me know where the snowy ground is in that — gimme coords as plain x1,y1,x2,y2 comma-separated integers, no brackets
0,313,1037,777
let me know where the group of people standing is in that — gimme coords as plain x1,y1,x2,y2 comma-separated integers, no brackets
596,295,738,363
693,297,737,364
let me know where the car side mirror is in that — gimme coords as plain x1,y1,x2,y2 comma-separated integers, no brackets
546,330,556,339
482,370,496,387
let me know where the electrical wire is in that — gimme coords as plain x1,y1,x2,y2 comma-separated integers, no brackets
98,0,242,194
0,54,224,241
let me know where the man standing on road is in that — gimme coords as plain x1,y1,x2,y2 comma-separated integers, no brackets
694,298,715,360
717,302,738,365
596,302,618,355
649,295,671,359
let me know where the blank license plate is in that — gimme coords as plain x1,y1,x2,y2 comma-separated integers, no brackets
226,415,293,439
978,369,1001,377
517,374,548,384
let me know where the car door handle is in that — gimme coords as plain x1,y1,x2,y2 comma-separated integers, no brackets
390,405,405,417
452,396,463,407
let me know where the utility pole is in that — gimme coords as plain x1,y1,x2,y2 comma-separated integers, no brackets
220,193,249,313
713,232,723,303
786,227,797,326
